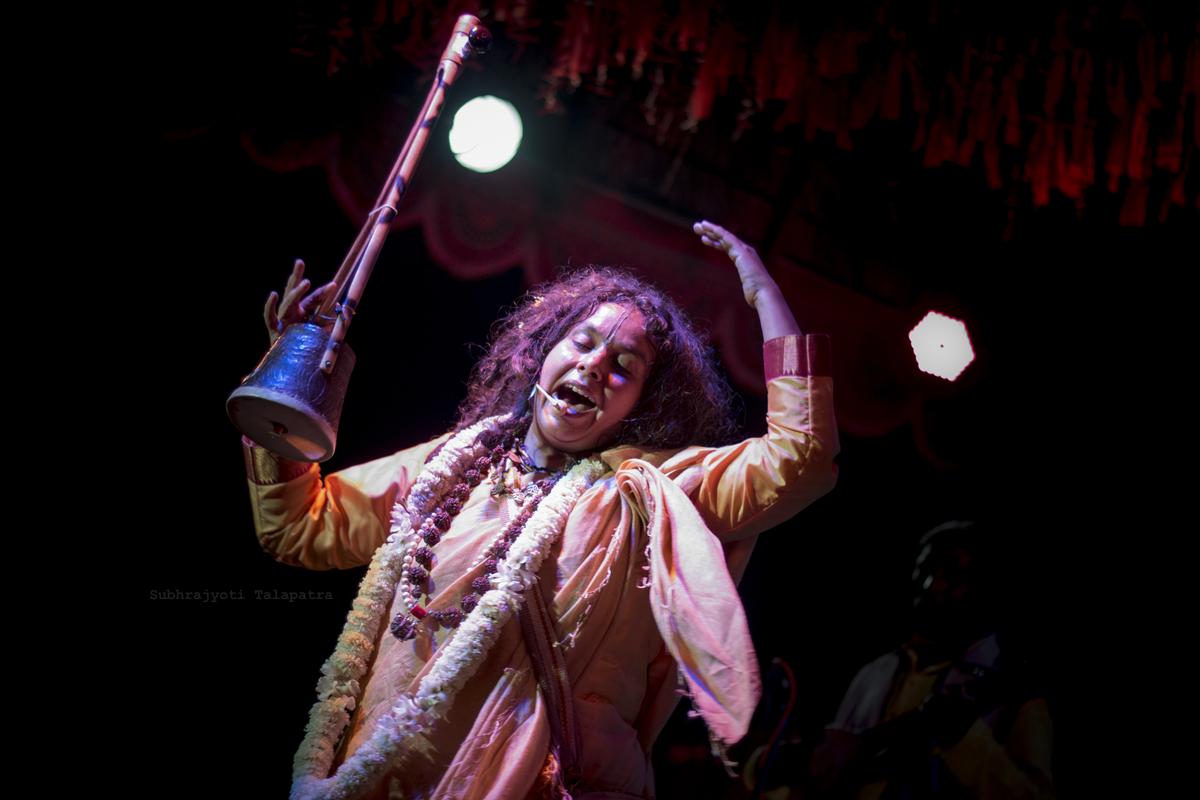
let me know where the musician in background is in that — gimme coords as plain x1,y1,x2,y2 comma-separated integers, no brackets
241,221,840,800
807,521,1055,799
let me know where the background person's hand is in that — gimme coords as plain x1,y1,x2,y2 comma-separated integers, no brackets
263,259,338,345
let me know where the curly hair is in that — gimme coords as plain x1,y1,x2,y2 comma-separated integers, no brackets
453,265,741,451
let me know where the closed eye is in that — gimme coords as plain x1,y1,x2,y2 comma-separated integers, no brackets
572,338,632,375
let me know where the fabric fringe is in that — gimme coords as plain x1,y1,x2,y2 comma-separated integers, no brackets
676,668,742,779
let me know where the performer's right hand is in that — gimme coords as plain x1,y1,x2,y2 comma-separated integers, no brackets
263,259,338,345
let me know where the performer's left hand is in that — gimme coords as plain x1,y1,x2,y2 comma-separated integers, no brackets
693,220,778,308
694,219,799,340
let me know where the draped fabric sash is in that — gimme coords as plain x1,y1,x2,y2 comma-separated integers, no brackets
519,578,584,790
416,457,761,799
613,458,761,744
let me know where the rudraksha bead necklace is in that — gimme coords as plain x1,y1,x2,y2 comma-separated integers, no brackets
389,419,569,640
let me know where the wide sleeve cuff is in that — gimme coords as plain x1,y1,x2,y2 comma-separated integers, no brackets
241,435,316,485
763,333,832,381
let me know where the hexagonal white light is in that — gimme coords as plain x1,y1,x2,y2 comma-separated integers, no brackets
908,311,975,381
448,95,523,173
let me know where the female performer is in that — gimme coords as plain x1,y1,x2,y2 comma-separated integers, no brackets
241,221,839,800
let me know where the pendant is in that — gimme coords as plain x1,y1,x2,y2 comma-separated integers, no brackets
513,482,541,505
389,604,429,641
389,613,417,641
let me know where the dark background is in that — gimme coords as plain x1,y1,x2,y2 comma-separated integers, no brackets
138,2,1193,797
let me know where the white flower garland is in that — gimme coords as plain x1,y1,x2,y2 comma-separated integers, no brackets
288,414,607,800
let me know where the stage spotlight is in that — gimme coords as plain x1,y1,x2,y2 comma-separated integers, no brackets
909,311,975,381
448,95,523,173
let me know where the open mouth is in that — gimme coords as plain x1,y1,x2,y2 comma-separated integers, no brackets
552,384,598,415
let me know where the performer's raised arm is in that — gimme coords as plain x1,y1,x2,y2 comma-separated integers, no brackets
657,221,839,542
240,258,449,571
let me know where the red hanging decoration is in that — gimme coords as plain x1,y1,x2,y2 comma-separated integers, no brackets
613,0,662,80
956,54,995,169
880,35,906,121
1104,61,1130,192
1059,48,1095,199
263,0,1194,233
685,21,743,129
1126,33,1159,183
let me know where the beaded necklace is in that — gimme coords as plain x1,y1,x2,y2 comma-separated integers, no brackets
290,412,608,800
388,418,577,640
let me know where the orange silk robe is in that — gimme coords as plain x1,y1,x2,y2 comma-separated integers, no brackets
243,334,838,799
